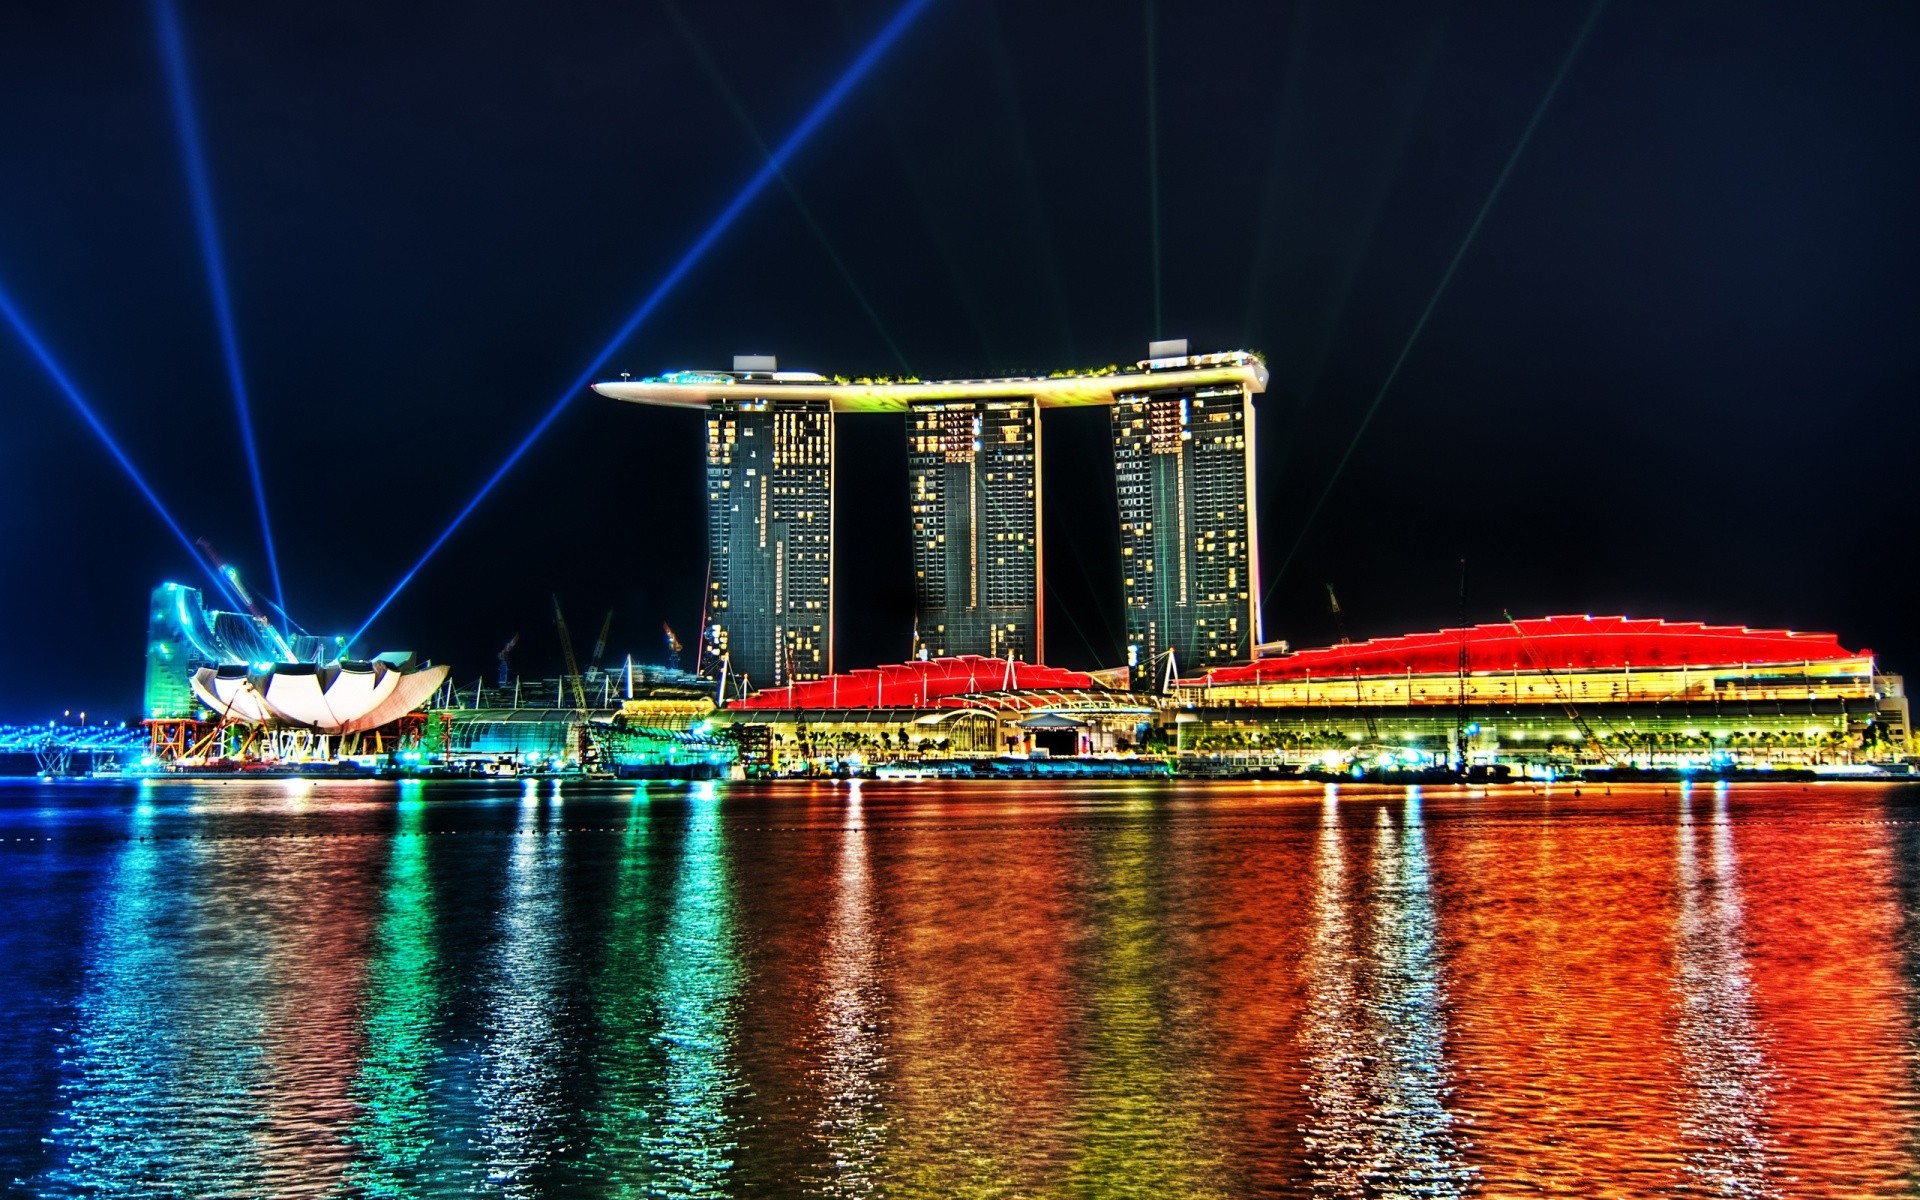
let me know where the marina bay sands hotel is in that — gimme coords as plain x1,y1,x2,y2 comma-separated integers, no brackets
594,342,1265,690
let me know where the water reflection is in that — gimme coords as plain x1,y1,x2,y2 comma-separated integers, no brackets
1303,791,1472,1196
1070,795,1225,1196
648,782,743,1195
10,779,1920,1198
478,788,571,1194
42,812,197,1194
581,785,667,1194
1673,789,1776,1194
815,783,887,1194
43,794,381,1196
346,789,457,1195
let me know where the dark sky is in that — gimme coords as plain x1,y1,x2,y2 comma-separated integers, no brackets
2,0,1915,721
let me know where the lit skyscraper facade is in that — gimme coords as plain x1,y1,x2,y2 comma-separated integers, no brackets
1113,381,1261,678
907,398,1042,660
598,347,1266,691
705,396,833,689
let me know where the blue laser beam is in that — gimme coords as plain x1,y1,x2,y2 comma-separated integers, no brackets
348,0,937,651
151,0,287,630
0,280,244,614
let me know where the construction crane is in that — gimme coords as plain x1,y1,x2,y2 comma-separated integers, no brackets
663,623,684,672
1326,585,1380,742
1450,559,1468,773
1503,609,1616,765
588,610,614,677
195,537,296,659
552,596,589,714
496,633,520,689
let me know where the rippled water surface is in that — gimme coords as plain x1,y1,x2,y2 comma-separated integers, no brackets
4,778,1919,1197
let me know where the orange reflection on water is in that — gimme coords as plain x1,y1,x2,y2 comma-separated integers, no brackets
1725,785,1920,1190
247,817,384,1191
1431,785,1693,1193
1176,785,1319,1193
870,785,1080,1194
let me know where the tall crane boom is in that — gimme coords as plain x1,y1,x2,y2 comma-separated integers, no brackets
1326,584,1379,741
590,610,614,672
496,632,520,689
552,596,589,714
1502,609,1616,764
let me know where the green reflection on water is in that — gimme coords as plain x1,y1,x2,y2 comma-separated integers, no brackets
648,786,744,1196
1068,797,1224,1198
479,789,572,1193
45,821,184,1191
48,810,280,1194
344,791,449,1197
581,785,668,1195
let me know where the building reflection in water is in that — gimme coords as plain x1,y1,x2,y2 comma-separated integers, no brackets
44,787,386,1196
877,784,1076,1192
647,780,744,1195
42,806,195,1193
581,783,668,1191
1304,789,1472,1196
815,781,887,1194
1672,786,1776,1193
1069,793,1226,1195
477,782,571,1194
345,783,462,1195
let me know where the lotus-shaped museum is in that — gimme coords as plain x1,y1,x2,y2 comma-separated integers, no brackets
190,657,450,735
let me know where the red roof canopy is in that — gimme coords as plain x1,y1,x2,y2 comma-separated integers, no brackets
730,656,1102,710
1188,615,1866,686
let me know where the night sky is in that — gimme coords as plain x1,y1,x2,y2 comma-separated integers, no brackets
2,0,1915,721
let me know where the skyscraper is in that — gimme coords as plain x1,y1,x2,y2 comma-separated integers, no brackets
705,395,834,689
596,346,1266,689
1113,378,1261,679
906,397,1042,660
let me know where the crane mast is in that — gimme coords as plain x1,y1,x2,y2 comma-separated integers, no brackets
552,596,589,714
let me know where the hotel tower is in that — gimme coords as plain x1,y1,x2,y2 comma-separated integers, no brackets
596,343,1266,689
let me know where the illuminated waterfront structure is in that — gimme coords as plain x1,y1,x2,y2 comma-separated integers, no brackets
907,398,1040,660
596,347,1268,682
142,580,335,719
1113,370,1262,677
704,387,834,689
1173,615,1912,770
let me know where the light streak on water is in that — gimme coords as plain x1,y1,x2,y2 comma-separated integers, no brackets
582,783,667,1195
1302,791,1365,1186
1673,790,1778,1194
814,783,888,1194
42,815,273,1194
349,0,938,647
345,795,457,1197
1369,793,1472,1194
478,794,569,1195
150,0,287,628
647,784,744,1195
1068,796,1225,1196
1303,795,1472,1195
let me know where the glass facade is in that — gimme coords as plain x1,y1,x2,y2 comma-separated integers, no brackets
1113,384,1261,681
906,398,1042,661
706,397,834,690
143,584,210,720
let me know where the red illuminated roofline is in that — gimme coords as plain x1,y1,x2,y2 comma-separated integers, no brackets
729,655,1108,710
1185,615,1870,686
